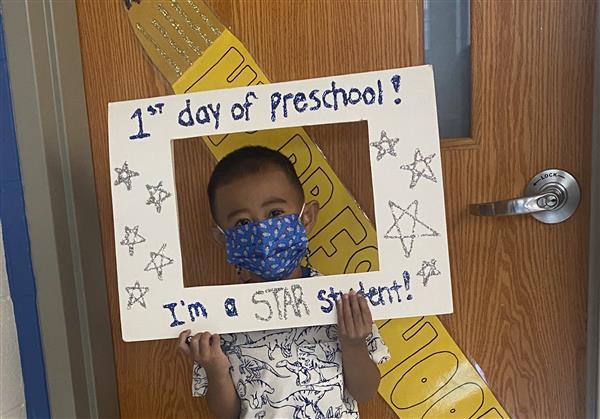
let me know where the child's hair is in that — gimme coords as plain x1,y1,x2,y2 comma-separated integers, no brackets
207,146,304,219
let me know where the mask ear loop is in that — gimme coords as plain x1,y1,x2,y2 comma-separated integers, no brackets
298,203,306,222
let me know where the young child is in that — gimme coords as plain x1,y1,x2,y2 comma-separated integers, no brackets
178,146,390,419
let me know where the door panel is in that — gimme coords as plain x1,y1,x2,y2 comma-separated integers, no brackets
448,3,592,416
75,0,594,417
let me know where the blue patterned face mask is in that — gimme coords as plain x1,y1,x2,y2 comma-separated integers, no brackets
220,206,309,281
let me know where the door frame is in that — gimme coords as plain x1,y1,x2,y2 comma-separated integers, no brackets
1,0,118,417
2,0,598,417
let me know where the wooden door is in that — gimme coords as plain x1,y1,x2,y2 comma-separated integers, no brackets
76,1,594,417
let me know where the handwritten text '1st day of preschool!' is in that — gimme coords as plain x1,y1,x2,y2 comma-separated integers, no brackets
127,75,403,140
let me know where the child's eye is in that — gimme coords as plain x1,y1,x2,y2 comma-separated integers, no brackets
235,218,251,227
268,209,284,218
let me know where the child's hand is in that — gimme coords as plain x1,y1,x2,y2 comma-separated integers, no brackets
178,330,231,375
336,289,372,350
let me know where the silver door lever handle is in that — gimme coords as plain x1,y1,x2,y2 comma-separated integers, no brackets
470,192,560,216
469,169,580,224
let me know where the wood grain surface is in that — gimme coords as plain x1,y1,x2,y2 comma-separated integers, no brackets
175,121,372,288
75,0,594,417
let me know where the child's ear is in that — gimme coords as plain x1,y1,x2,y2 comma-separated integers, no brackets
210,226,226,247
301,200,320,234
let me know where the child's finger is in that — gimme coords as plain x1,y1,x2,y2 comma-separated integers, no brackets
348,290,361,331
178,329,192,356
358,294,372,326
210,333,221,353
190,333,203,358
343,292,356,336
199,332,211,355
336,295,346,335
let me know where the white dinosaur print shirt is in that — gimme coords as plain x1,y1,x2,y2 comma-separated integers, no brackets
192,270,390,418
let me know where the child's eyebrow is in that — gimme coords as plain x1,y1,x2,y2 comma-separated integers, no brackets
261,197,288,208
226,198,288,221
226,208,250,221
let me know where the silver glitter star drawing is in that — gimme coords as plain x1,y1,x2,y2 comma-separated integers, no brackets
120,225,146,256
114,161,140,191
399,148,437,189
146,181,172,213
144,243,174,280
370,130,400,161
416,258,441,286
125,281,150,309
384,200,440,258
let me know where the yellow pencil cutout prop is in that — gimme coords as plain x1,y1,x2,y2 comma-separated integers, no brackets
122,0,509,417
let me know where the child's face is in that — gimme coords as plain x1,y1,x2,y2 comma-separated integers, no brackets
212,167,304,230
212,167,318,283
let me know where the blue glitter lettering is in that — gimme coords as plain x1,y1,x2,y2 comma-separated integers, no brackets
390,280,403,302
243,92,256,121
377,79,384,105
317,289,334,313
293,92,308,113
163,302,185,327
308,89,321,110
195,106,210,125
282,93,294,118
270,92,282,122
178,99,194,127
347,88,362,105
231,102,245,120
187,301,208,321
377,286,393,304
329,286,343,302
224,298,238,317
391,74,402,104
363,87,376,105
368,286,380,306
332,81,348,110
208,103,220,129
322,86,334,109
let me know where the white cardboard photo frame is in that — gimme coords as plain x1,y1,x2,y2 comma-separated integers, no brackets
109,65,453,342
